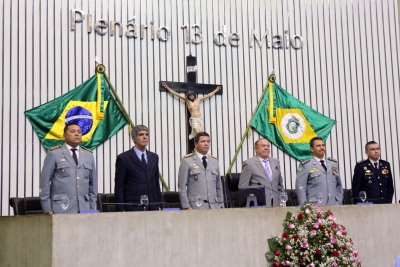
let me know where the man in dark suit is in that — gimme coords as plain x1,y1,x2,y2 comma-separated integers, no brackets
239,138,285,207
114,125,162,211
352,141,394,204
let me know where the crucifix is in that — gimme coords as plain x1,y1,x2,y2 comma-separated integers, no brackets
159,55,223,153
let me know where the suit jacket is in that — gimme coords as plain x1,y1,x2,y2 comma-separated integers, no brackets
178,153,223,209
296,157,343,206
352,159,394,204
39,144,97,214
238,156,285,208
114,148,162,211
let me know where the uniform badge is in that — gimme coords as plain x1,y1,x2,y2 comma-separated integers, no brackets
364,167,367,170
60,159,65,162
297,166,303,172
194,175,198,181
382,169,389,174
309,168,314,173
365,170,371,173
332,167,338,175
368,180,372,184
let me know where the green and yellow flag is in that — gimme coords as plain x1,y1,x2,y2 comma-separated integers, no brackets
25,65,130,150
251,75,336,161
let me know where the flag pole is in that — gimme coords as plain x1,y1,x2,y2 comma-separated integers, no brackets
97,65,170,191
226,74,276,174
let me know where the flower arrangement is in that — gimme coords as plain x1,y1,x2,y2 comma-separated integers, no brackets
265,203,361,267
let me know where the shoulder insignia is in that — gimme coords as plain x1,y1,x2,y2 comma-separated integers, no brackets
81,146,92,153
184,152,193,158
327,157,337,163
357,160,362,163
300,159,310,166
48,145,61,151
210,154,217,159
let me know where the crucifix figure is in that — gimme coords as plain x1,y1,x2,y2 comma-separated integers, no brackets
162,82,221,140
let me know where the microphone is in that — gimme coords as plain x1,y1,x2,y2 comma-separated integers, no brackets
256,182,293,206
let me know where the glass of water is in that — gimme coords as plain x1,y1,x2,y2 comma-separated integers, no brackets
279,192,288,207
60,196,69,211
140,195,149,211
359,191,367,203
195,195,202,207
316,192,323,204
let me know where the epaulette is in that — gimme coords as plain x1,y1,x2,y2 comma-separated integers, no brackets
357,160,363,164
300,159,310,166
327,157,337,163
48,145,61,151
184,152,193,158
210,154,217,159
81,146,92,153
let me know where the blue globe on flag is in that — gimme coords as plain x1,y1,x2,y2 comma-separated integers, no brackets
65,106,93,136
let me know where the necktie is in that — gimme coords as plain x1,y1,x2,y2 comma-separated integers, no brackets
71,149,78,165
202,156,207,169
320,160,327,172
141,153,147,167
262,159,273,199
374,162,378,170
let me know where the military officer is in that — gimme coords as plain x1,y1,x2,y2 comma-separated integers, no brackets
296,137,343,206
178,132,224,209
39,123,97,214
352,141,394,204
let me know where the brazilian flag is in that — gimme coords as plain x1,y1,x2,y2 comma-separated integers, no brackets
251,75,336,161
25,65,130,150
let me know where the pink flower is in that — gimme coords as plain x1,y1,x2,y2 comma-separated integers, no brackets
302,242,308,248
310,230,317,236
285,245,292,250
317,204,322,210
305,208,310,214
353,250,359,259
337,230,343,236
309,264,315,267
283,261,290,266
288,223,295,229
328,215,334,220
331,237,337,244
332,263,338,267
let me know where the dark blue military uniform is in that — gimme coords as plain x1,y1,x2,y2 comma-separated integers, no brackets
352,159,394,204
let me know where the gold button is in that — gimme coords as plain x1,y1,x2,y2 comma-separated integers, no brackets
208,186,210,189
77,185,80,188
327,180,329,182
381,190,383,192
77,177,80,179
328,193,331,196
382,197,384,199
378,177,380,179
208,194,210,197
77,194,80,197
380,183,382,185
206,178,209,181
76,168,79,171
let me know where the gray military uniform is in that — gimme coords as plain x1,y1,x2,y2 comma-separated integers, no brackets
39,144,98,214
178,152,223,209
238,156,285,208
296,157,343,206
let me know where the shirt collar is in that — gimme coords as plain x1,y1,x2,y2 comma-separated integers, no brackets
369,159,379,166
65,144,80,151
195,150,207,159
314,156,326,163
133,146,147,158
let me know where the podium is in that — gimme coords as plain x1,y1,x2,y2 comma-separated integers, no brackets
1,205,400,267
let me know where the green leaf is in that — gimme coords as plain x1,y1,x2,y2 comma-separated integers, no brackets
268,237,279,251
265,250,275,262
285,211,293,221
